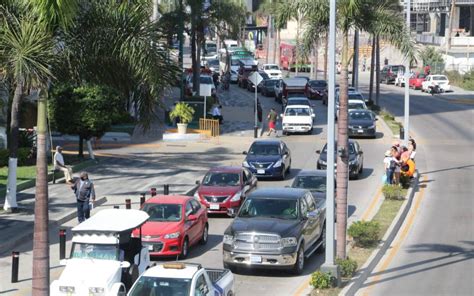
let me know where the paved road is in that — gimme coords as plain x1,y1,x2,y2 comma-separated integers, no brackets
357,77,474,295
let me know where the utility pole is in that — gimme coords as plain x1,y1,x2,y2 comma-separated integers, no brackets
403,0,410,146
321,0,340,284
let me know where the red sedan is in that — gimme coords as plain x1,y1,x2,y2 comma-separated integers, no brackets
133,195,208,259
409,73,426,90
194,166,258,214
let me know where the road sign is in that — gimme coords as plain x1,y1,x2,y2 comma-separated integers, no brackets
248,71,263,86
199,84,212,97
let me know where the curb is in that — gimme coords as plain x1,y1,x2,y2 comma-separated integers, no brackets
340,171,420,296
0,196,108,256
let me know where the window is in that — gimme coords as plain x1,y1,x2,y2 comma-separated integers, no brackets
243,169,252,182
190,199,201,212
185,202,194,216
300,198,308,217
142,204,182,222
304,194,316,212
194,274,209,296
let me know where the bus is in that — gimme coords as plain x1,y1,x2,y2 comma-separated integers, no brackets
280,41,310,72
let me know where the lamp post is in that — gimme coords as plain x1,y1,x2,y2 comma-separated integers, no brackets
321,0,340,284
403,0,411,146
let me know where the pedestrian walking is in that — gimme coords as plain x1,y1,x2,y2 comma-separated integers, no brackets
54,146,74,184
266,108,279,137
71,172,96,223
383,150,394,184
212,104,223,124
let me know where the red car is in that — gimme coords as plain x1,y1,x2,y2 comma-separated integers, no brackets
194,166,258,214
409,73,426,90
133,195,208,259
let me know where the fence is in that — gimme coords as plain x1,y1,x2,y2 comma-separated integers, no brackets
199,118,220,138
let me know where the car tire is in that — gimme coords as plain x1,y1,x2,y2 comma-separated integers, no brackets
359,163,364,174
292,244,305,275
318,223,327,253
281,167,286,180
316,164,321,170
180,237,189,259
200,223,209,245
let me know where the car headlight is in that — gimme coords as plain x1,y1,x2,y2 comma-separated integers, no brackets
89,287,105,295
349,159,357,165
273,160,282,167
194,191,200,200
223,234,234,245
59,286,75,293
242,161,250,167
319,159,327,165
368,125,375,129
164,232,180,239
230,191,242,202
280,237,298,247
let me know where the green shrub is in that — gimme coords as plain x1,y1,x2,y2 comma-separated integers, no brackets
0,149,9,167
169,102,195,124
336,257,358,278
382,184,405,199
310,271,334,289
18,147,34,166
348,220,381,247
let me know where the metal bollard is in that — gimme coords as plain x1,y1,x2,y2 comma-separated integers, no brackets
163,184,169,195
150,187,157,197
125,199,131,209
140,193,146,206
11,251,19,283
113,205,119,209
59,229,66,260
400,127,405,140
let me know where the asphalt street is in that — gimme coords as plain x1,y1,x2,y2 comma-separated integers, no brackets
356,75,474,295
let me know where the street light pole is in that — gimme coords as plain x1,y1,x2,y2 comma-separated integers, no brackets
321,0,340,284
403,0,410,145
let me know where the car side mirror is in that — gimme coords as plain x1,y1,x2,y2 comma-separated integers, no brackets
311,114,315,118
375,117,378,121
358,151,363,155
187,214,197,221
242,151,247,155
227,208,236,218
284,151,289,155
195,180,201,185
120,261,131,268
316,150,321,154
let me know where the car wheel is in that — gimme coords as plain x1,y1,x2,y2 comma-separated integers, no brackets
180,237,189,259
292,244,305,275
200,223,209,245
287,161,291,172
281,167,286,180
318,223,326,253
316,163,321,170
359,163,364,173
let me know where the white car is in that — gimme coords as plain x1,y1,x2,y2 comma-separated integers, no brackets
50,209,151,296
186,75,216,96
421,74,451,92
262,63,282,80
336,92,368,119
281,105,315,135
127,263,234,296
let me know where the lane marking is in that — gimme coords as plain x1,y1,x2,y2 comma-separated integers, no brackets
361,186,383,221
293,278,311,296
361,175,428,295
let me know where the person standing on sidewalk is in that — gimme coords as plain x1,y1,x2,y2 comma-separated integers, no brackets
71,172,96,223
266,108,278,137
54,146,74,184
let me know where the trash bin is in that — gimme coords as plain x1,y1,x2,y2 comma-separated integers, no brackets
399,126,404,140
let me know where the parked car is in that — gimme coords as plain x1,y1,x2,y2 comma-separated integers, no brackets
316,139,364,179
380,65,405,84
409,72,426,90
336,95,368,119
223,188,326,275
205,58,220,73
128,262,234,296
281,105,315,135
246,71,270,92
50,209,151,295
262,63,283,80
242,139,292,180
305,80,327,100
261,79,279,97
348,109,377,138
421,74,451,92
291,170,329,197
134,195,208,259
185,75,216,96
195,166,258,214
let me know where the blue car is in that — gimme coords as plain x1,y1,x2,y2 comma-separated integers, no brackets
242,140,292,180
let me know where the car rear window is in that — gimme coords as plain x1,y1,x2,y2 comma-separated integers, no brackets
349,111,373,120
285,107,310,116
200,76,213,84
433,76,447,81
309,80,327,87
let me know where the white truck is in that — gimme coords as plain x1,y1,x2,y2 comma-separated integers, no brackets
281,105,315,135
262,64,282,80
127,262,234,296
50,209,151,296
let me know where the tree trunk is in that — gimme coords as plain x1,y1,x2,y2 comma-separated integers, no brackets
276,30,281,67
324,34,328,80
191,14,200,95
375,35,380,106
273,28,278,65
336,32,350,260
295,12,300,75
314,41,319,80
368,36,376,104
32,92,49,296
266,16,271,64
3,81,22,210
78,135,84,158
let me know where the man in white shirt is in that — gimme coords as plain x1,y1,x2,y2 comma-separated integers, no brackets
54,146,73,184
212,105,223,124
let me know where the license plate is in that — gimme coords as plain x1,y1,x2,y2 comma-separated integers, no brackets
210,204,220,210
250,255,262,263
358,129,364,133
257,169,265,174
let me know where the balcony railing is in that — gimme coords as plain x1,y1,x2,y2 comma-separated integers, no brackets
417,33,474,48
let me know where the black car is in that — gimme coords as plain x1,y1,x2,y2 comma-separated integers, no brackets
291,170,329,197
242,140,291,180
316,140,364,179
247,72,270,92
223,188,326,275
380,65,405,84
260,79,278,97
305,80,327,100
348,110,377,138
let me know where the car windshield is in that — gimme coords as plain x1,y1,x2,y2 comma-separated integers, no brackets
348,102,365,110
292,175,327,192
433,76,447,81
349,111,373,120
323,143,356,155
248,144,280,155
207,59,219,66
265,80,278,86
128,276,191,296
142,204,182,222
238,198,298,219
310,81,327,87
348,93,364,100
231,60,240,66
287,100,309,106
285,107,310,116
200,76,212,84
71,243,118,260
202,172,240,186
265,65,279,70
